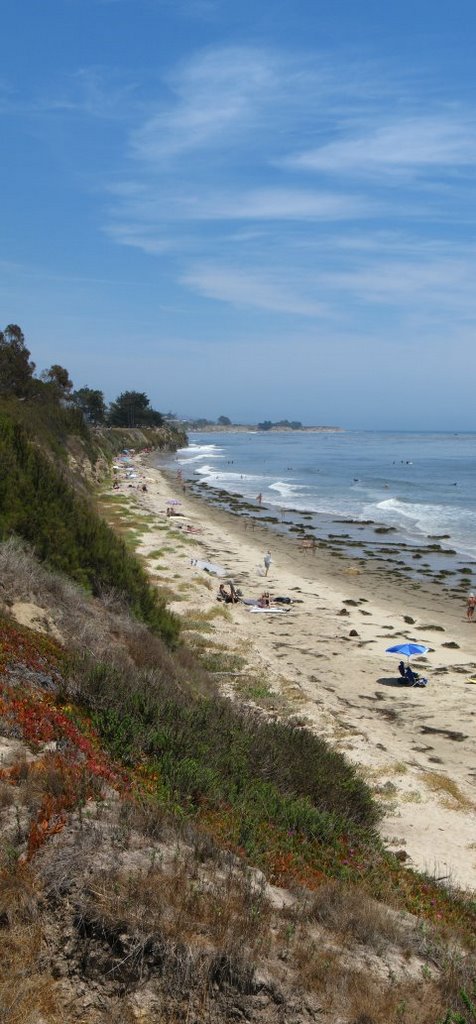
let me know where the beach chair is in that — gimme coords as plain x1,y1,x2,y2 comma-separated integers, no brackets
405,667,429,687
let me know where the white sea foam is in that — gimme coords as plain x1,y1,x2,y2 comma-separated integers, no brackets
177,444,224,455
194,465,263,483
268,480,308,498
370,497,466,532
276,497,358,516
363,497,476,557
177,452,225,463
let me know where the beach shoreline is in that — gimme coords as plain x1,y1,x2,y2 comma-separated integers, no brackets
109,450,476,892
171,431,476,581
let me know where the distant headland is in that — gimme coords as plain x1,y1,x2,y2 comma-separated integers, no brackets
182,417,342,433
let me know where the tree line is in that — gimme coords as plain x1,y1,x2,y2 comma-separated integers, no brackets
0,324,164,428
257,419,303,431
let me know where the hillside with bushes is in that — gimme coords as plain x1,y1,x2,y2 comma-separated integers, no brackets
0,329,475,1023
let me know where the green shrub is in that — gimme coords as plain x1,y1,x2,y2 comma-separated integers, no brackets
0,412,179,644
76,654,380,856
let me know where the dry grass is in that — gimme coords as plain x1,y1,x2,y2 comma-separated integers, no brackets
79,855,272,962
1,773,471,1024
423,771,475,811
401,790,423,803
0,538,218,700
0,924,61,1024
0,862,40,927
182,605,232,627
0,862,61,1023
304,880,412,953
191,574,214,591
0,782,16,809
291,932,444,1022
363,760,409,780
0,536,129,660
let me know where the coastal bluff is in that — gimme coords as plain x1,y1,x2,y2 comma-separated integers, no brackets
0,403,475,1022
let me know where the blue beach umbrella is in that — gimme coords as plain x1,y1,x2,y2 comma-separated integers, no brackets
385,642,429,661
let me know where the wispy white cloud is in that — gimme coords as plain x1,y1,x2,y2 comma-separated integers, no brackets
105,223,175,253
0,66,141,120
182,188,371,221
181,264,327,316
178,243,476,331
131,46,281,161
104,185,370,253
317,255,476,312
99,43,476,335
286,114,476,179
47,67,142,119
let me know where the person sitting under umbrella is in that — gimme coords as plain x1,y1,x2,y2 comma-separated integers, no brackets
398,660,422,685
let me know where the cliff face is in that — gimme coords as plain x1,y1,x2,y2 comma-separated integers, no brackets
0,411,182,642
65,424,188,486
92,424,188,459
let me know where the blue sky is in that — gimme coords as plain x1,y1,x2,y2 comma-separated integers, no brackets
2,0,476,428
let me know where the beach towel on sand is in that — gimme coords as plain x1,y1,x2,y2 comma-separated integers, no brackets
248,606,289,614
191,558,227,577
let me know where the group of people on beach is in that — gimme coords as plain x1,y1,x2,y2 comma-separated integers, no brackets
216,550,273,606
217,585,291,609
218,583,240,604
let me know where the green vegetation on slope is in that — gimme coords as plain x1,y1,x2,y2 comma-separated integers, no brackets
0,392,95,463
0,608,474,1023
0,411,179,643
85,660,377,830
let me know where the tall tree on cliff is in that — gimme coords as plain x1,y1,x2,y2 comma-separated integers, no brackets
40,364,74,400
0,324,36,397
72,386,107,425
108,391,163,428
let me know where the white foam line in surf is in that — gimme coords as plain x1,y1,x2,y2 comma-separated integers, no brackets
177,444,224,454
177,453,225,463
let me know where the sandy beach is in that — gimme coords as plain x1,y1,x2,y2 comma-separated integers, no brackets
110,452,476,892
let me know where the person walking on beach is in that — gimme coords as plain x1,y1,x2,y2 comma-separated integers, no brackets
263,550,272,576
466,593,476,620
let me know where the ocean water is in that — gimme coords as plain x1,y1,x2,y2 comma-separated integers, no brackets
161,430,476,570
